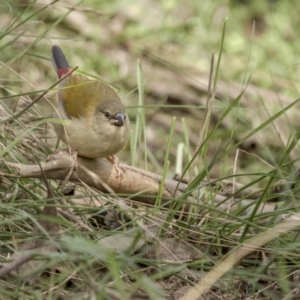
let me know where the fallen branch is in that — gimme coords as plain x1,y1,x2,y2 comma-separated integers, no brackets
3,152,289,216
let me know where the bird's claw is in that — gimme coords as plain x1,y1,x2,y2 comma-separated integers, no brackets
107,155,124,178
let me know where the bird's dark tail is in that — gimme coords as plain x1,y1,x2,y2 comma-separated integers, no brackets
52,45,71,78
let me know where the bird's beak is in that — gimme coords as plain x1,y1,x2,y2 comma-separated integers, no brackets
111,112,125,126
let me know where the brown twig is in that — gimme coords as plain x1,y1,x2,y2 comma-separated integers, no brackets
4,152,287,215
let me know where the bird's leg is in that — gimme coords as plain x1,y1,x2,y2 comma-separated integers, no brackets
70,150,78,168
107,155,124,178
63,150,77,184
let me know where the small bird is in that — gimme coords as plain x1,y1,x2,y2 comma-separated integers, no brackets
51,45,130,175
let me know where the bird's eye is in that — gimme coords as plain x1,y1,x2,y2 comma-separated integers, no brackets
104,112,111,118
